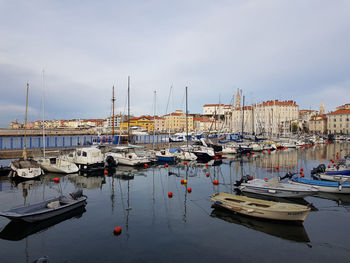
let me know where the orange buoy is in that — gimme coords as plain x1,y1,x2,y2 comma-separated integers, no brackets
184,161,188,165
168,192,173,198
165,163,168,168
54,178,60,183
252,152,255,155
187,187,192,193
206,173,210,178
113,226,122,235
250,176,254,179
104,170,108,175
205,163,209,167
181,179,184,185
144,163,148,168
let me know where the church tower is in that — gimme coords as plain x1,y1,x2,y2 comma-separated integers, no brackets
235,88,241,109
319,101,325,115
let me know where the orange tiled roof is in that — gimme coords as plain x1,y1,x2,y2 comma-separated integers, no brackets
327,109,350,115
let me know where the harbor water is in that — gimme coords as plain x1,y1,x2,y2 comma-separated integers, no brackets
0,142,350,262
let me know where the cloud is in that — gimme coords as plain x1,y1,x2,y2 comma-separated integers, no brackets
0,0,349,127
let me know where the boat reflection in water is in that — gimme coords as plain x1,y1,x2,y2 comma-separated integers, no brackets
0,206,86,241
315,192,350,207
210,208,310,243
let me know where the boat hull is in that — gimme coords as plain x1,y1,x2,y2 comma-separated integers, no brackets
291,178,350,193
239,185,317,198
211,193,310,222
0,196,87,223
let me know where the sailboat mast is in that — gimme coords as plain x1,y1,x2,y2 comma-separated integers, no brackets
153,90,156,150
23,83,29,161
185,86,188,148
42,70,46,157
241,94,245,136
112,86,115,138
127,76,130,143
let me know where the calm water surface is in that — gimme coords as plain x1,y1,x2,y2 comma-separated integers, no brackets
0,143,350,263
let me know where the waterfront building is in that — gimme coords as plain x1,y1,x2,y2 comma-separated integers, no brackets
299,110,317,133
336,103,350,110
327,108,350,134
319,102,325,115
153,116,166,132
230,100,298,135
164,110,194,132
8,119,23,129
103,115,125,130
309,114,327,134
202,104,232,116
119,115,154,132
193,117,214,132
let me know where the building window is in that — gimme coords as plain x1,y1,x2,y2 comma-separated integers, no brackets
334,124,336,128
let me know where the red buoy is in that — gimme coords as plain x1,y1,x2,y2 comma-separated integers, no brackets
250,175,254,179
54,177,60,183
165,163,168,168
213,180,219,185
144,163,148,168
328,165,331,168
184,161,188,165
264,177,268,181
168,192,173,198
215,156,219,160
206,173,210,178
205,163,209,167
187,187,192,193
301,173,305,178
333,164,336,167
262,151,265,154
300,168,304,171
252,152,255,155
104,170,108,175
113,226,122,235
246,153,250,157
181,179,184,185
275,166,279,170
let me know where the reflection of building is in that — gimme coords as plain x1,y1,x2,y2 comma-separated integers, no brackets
67,174,105,189
253,150,298,170
327,108,350,134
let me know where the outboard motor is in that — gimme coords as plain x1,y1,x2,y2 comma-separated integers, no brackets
311,164,326,175
280,171,296,180
105,155,117,168
234,175,253,187
70,189,83,199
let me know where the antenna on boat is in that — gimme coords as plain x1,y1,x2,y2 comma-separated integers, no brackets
23,83,29,161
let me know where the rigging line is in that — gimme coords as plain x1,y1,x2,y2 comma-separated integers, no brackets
165,86,172,115
190,199,211,216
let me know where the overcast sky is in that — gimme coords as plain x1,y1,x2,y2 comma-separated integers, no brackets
0,0,349,127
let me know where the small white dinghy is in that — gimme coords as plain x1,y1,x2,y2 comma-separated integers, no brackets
211,192,311,222
238,177,319,198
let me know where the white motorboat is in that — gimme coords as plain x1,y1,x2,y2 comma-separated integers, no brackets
238,177,319,198
9,160,43,180
35,157,79,174
222,144,237,154
175,150,197,161
155,149,177,163
105,146,150,166
63,147,105,172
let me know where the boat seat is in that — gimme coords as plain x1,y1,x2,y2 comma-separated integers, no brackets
46,201,60,209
